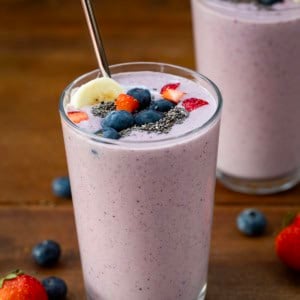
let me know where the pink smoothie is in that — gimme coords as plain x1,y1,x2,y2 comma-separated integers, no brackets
192,0,300,181
60,64,221,300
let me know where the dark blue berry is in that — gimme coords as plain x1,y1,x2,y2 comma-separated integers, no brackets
150,99,175,112
102,110,135,131
258,0,283,5
237,209,267,236
127,88,151,109
52,177,71,198
32,240,61,267
102,127,121,140
42,277,68,300
135,110,163,126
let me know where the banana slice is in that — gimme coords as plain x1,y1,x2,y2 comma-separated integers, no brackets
70,77,124,108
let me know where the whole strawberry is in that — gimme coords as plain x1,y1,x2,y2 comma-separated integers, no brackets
275,214,300,271
0,270,48,300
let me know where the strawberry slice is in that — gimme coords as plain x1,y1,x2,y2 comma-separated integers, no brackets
162,89,185,104
67,111,89,123
182,98,209,112
160,82,180,94
115,94,139,112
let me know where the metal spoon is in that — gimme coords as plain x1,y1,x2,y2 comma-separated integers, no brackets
81,0,111,78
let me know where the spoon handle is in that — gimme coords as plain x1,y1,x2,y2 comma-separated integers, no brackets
81,0,111,78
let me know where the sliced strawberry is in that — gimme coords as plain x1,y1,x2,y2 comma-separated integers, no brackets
115,94,139,112
160,82,180,94
67,111,89,123
162,89,185,104
182,98,209,112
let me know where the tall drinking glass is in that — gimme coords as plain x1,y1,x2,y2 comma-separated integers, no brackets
191,0,300,194
59,62,222,300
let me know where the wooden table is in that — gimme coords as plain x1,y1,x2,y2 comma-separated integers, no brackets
1,0,299,299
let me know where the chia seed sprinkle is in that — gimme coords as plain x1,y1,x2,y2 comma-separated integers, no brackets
120,107,189,136
92,101,115,118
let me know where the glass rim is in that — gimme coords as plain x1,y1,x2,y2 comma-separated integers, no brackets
195,0,300,16
59,61,222,147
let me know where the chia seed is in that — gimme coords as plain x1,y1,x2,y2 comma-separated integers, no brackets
92,101,115,118
120,107,189,136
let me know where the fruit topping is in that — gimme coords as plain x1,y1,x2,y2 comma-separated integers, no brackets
52,176,71,198
115,94,139,112
42,276,68,300
102,110,135,131
0,270,48,300
135,110,163,126
150,99,175,112
102,127,121,140
32,240,61,267
160,82,180,94
70,77,124,108
182,98,209,112
67,111,88,123
258,0,284,5
161,89,185,104
236,208,267,236
275,213,300,271
127,88,151,109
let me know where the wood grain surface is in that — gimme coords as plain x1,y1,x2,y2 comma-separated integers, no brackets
1,0,299,299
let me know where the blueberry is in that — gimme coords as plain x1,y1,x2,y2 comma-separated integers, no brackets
102,127,121,140
135,110,163,126
32,240,61,267
42,277,67,300
52,176,71,198
150,99,175,112
102,110,135,131
127,88,151,109
237,208,267,236
258,0,283,5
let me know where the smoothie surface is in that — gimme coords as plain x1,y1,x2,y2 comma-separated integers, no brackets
64,71,218,142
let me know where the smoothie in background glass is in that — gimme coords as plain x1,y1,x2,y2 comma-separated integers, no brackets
191,0,300,194
60,62,222,300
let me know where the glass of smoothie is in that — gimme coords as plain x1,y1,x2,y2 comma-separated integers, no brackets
191,0,300,194
59,62,222,300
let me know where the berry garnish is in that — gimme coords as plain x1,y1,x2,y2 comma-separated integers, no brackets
275,213,300,271
127,88,151,109
102,127,121,140
182,98,209,112
52,176,71,198
160,82,180,94
67,111,88,123
115,94,139,112
135,110,163,126
237,208,267,236
32,240,61,267
258,0,283,5
150,99,175,112
102,110,135,131
0,270,48,300
42,276,68,300
161,89,185,104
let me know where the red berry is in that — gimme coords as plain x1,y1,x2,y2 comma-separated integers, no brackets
115,94,139,112
161,89,185,104
0,270,48,300
67,111,88,123
275,214,300,271
160,82,180,94
182,98,209,112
